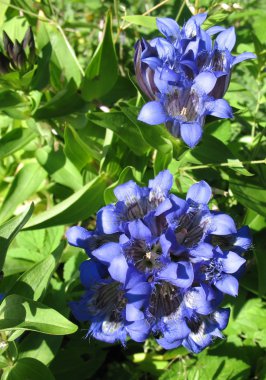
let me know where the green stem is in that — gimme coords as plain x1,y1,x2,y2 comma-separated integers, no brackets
179,159,266,171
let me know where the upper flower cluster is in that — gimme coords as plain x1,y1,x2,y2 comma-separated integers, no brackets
134,14,255,148
67,170,251,353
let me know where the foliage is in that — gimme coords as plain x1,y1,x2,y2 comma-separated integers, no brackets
0,0,265,379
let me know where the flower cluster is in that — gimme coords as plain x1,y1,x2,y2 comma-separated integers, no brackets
134,14,255,148
67,170,251,353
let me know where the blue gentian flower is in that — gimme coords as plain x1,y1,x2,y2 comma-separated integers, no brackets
135,14,256,147
67,170,251,353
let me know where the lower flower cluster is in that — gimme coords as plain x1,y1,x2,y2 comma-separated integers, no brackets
67,170,251,353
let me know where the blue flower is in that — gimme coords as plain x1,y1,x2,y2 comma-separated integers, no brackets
97,170,173,234
135,14,256,147
70,257,151,344
67,171,251,353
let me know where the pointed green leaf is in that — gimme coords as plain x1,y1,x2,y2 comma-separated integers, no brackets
0,295,77,335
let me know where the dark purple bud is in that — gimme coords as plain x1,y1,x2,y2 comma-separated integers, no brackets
0,52,11,74
22,27,35,64
13,39,27,70
134,40,158,100
3,31,14,60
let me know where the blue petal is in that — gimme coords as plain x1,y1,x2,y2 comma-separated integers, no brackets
142,56,162,70
97,205,119,234
92,242,121,264
108,255,128,284
126,282,151,309
156,18,180,39
189,243,214,259
183,330,212,353
212,308,230,330
215,274,239,296
221,251,246,274
206,26,225,36
79,260,103,288
128,219,152,241
158,261,194,288
232,52,256,66
163,319,191,341
184,13,207,37
149,169,173,197
126,304,144,322
138,101,167,125
193,71,217,94
186,180,212,204
114,180,145,202
157,337,182,349
66,226,93,249
216,27,236,52
184,287,214,315
126,319,150,342
155,198,173,216
234,226,252,253
212,213,237,235
207,99,233,118
180,122,202,148
70,298,90,322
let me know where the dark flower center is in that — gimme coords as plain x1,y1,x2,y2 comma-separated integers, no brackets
125,240,163,273
210,234,235,251
89,281,126,324
149,281,180,318
166,89,199,121
200,259,223,282
175,211,207,248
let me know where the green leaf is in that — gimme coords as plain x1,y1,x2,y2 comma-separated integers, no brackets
64,125,101,170
2,357,55,380
226,159,254,176
36,145,83,191
122,15,157,29
0,163,46,222
37,21,82,86
34,80,87,119
230,177,266,217
0,128,37,160
19,334,63,365
25,174,107,229
0,204,34,272
226,298,266,348
0,294,77,335
81,12,118,100
89,111,150,156
8,242,64,301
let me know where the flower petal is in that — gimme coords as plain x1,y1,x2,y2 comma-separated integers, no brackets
232,52,256,66
216,27,236,52
156,18,180,39
212,213,237,235
158,261,194,288
97,205,119,234
157,337,182,350
193,71,217,94
221,251,246,274
138,101,167,125
215,274,239,296
207,99,233,119
66,226,93,249
108,254,128,284
128,219,152,241
180,122,202,148
92,242,121,264
186,180,212,204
